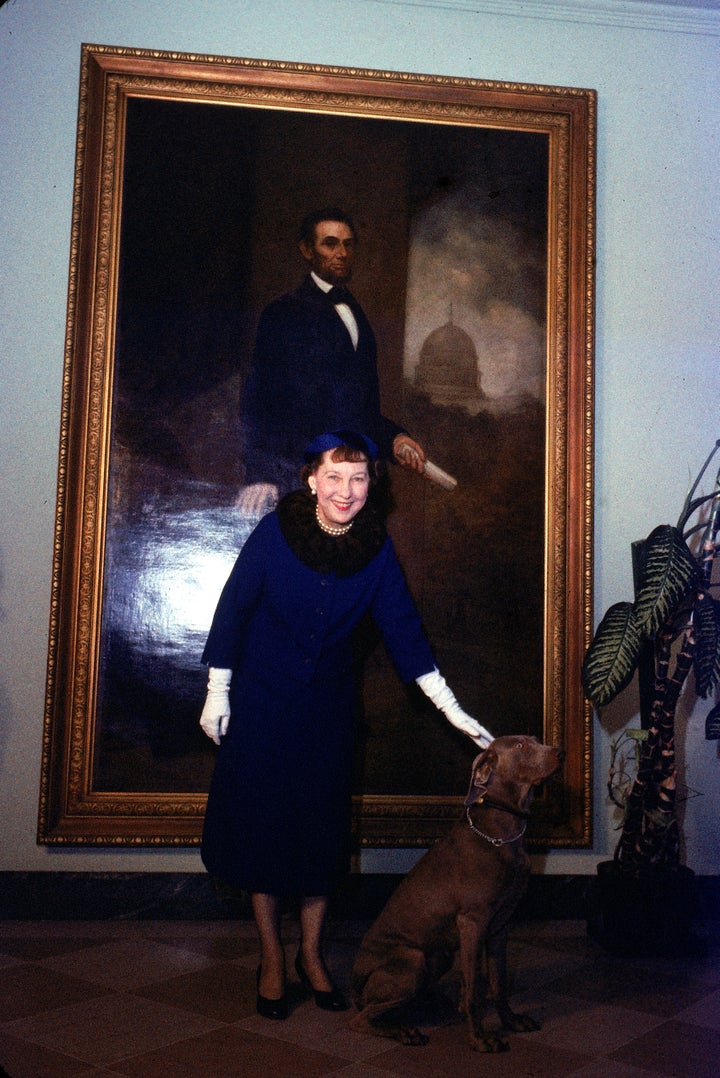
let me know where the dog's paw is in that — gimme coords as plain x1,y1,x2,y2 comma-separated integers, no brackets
502,1011,541,1033
399,1026,429,1046
472,1033,510,1053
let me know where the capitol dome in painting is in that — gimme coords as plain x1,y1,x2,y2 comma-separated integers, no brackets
414,316,486,409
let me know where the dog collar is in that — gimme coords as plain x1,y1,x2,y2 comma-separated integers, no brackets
466,808,527,847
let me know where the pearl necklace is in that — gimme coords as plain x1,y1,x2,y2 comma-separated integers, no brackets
315,504,353,536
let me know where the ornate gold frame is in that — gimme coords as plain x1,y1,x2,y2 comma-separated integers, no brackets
39,45,595,847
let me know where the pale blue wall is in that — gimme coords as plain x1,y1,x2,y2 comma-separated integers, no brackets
2,0,719,875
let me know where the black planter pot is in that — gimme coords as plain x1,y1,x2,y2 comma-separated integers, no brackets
587,860,700,956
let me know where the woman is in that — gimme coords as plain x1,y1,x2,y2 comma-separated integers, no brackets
199,430,491,1019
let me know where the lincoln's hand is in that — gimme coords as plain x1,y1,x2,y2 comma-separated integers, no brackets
393,435,427,474
235,483,279,516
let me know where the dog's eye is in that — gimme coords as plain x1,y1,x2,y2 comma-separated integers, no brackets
515,741,526,749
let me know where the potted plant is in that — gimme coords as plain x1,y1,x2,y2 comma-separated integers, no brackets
582,440,720,954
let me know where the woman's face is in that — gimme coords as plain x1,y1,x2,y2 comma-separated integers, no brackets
309,452,370,529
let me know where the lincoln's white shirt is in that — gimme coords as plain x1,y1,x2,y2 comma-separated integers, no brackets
311,271,359,349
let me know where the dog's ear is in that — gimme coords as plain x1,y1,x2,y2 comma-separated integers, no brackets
464,748,496,807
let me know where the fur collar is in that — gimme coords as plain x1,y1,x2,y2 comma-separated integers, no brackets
277,489,386,576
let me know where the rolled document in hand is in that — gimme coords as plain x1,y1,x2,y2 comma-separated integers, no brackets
424,460,458,491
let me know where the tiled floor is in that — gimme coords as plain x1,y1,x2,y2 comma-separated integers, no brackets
0,917,718,1077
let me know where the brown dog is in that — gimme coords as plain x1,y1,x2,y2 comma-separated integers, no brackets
350,735,563,1051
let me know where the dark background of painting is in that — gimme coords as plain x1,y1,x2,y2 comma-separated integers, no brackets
95,97,547,798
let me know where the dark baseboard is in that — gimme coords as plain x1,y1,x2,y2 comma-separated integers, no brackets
0,871,717,923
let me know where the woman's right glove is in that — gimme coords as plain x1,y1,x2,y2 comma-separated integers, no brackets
199,667,232,745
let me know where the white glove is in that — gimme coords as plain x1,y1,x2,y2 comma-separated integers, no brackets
415,668,493,748
199,667,232,745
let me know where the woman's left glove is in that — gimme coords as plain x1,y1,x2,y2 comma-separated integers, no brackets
415,668,493,748
199,667,232,745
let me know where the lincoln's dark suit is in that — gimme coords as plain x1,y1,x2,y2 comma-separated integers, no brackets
240,275,402,494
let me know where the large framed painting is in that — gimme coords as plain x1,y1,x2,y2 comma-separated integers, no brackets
39,45,595,848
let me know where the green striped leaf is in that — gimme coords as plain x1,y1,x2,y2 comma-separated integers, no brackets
581,602,644,708
633,525,697,635
706,702,720,741
694,594,720,699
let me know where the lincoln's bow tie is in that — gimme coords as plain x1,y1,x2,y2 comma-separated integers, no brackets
326,286,354,305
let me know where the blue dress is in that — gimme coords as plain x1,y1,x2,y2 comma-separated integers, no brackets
201,492,436,894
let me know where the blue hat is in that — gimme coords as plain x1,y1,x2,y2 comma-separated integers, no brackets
303,430,379,462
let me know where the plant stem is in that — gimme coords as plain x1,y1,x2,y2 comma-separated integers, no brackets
616,626,694,871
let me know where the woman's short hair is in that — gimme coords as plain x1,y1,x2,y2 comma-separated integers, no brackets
300,444,377,486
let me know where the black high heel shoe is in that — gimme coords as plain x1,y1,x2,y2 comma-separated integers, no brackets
294,951,349,1012
256,963,288,1020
